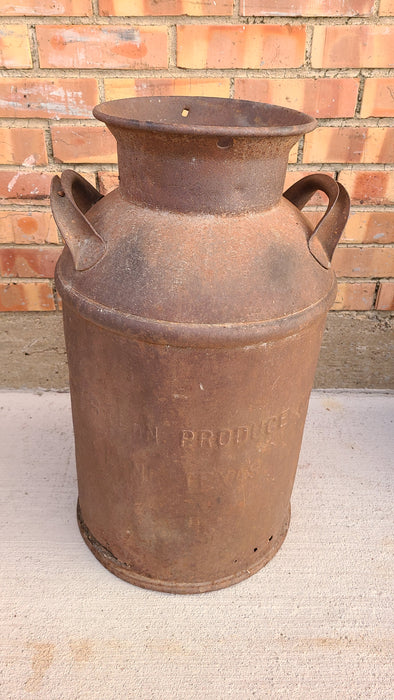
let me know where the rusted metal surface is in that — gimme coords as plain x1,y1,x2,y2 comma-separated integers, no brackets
51,96,350,593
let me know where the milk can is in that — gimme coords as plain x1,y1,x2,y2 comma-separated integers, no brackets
51,97,349,593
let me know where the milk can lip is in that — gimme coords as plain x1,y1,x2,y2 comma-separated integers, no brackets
92,95,317,138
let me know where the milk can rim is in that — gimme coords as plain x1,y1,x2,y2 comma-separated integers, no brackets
93,95,317,138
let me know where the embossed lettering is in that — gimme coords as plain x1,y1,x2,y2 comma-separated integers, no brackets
180,407,290,449
131,461,149,483
235,426,249,444
199,430,213,448
133,423,158,445
279,409,289,428
217,429,231,447
250,423,261,441
181,429,195,447
266,416,277,433
146,425,159,443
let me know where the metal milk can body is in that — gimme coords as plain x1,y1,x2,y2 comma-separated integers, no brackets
51,97,349,593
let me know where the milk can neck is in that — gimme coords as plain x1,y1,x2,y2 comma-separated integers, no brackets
113,129,298,215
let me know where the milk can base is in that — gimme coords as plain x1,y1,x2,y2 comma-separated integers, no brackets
77,502,291,594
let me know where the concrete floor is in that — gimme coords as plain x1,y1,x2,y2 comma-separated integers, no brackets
0,390,393,699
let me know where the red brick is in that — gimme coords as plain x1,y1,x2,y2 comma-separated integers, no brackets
284,170,335,206
288,144,298,164
303,210,394,245
379,0,394,14
99,0,232,15
0,247,61,278
177,24,306,69
360,78,394,118
0,211,59,244
0,78,99,119
332,246,394,278
234,78,359,118
343,211,394,244
0,170,96,203
312,25,393,68
51,126,116,164
0,128,47,166
98,171,118,195
104,77,230,100
36,25,168,69
338,171,394,205
2,0,92,14
0,281,55,311
375,281,394,310
303,127,394,164
73,172,97,188
55,289,63,310
333,282,376,310
241,0,374,15
0,171,53,202
0,25,32,69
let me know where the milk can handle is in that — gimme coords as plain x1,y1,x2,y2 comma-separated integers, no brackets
50,170,106,271
283,173,350,269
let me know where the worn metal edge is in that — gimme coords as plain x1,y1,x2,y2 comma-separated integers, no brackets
77,501,291,595
55,272,336,349
93,96,317,138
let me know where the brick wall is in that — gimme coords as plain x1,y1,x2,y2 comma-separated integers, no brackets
0,0,393,317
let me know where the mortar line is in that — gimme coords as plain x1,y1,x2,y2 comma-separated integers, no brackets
1,15,393,25
168,24,177,70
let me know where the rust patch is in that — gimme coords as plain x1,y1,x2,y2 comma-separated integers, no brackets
69,639,94,664
51,96,349,593
322,396,343,412
24,642,55,693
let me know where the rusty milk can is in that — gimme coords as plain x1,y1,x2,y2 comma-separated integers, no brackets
51,97,349,593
